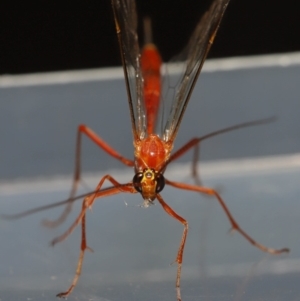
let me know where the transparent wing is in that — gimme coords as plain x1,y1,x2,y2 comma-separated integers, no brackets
162,0,230,142
111,0,146,140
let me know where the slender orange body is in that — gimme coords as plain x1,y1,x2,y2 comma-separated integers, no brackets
136,43,171,192
141,43,162,135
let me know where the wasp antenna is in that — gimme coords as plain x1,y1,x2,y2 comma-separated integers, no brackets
0,190,98,220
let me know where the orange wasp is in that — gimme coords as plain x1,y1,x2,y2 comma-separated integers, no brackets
3,0,289,300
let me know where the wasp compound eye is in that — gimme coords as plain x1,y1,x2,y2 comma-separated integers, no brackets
133,172,143,193
155,173,165,193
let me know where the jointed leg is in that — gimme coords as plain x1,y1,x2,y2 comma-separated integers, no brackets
168,118,277,187
52,175,136,246
165,178,289,254
55,175,136,298
56,200,91,298
191,142,203,186
156,194,188,301
43,124,134,228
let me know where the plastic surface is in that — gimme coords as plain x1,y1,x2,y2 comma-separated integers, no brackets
1,53,300,300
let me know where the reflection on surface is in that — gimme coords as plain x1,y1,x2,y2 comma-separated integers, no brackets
1,155,300,301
